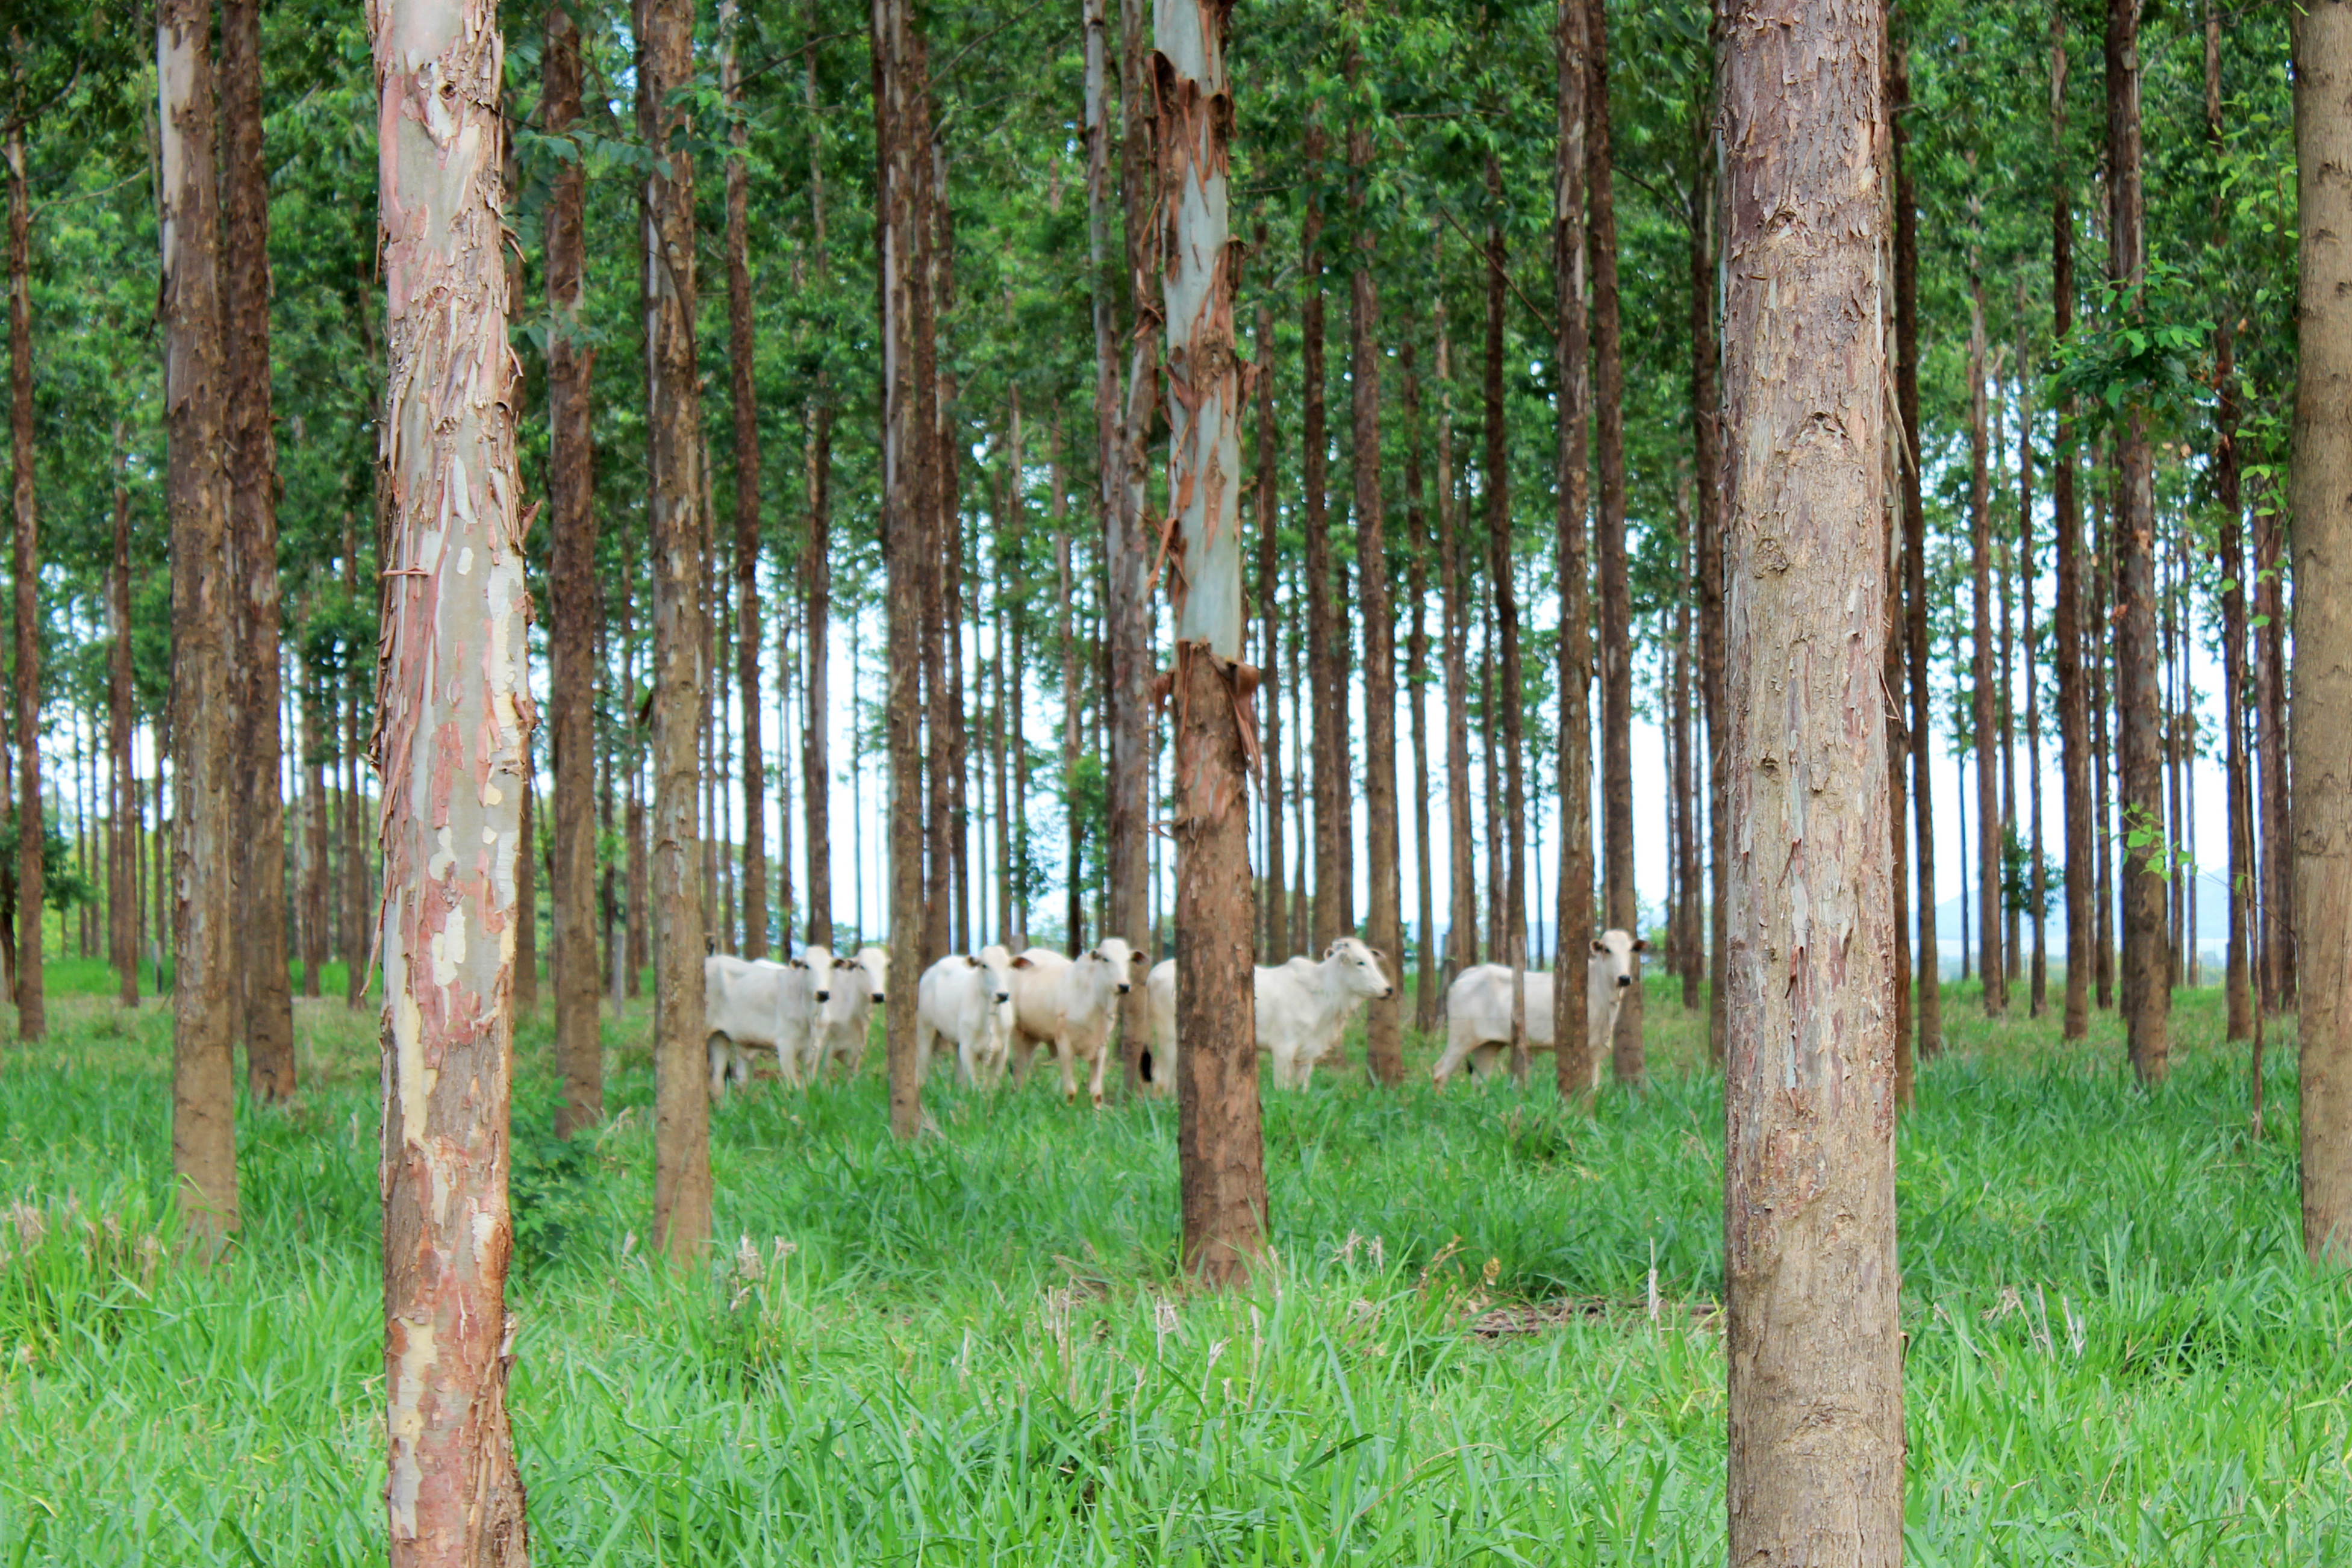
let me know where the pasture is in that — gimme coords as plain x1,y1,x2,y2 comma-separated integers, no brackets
1,963,2343,1564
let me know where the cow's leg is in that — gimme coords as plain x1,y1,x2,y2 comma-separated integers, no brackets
1056,1039,1078,1106
1430,1027,1479,1087
1086,1042,1108,1108
708,1035,731,1099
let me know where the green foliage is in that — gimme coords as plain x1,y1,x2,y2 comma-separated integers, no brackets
0,812,93,916
1999,822,2062,920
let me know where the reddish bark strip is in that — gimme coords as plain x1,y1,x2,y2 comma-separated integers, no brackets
1691,60,1729,1066
1892,32,1939,1058
2051,7,2089,1041
5,123,40,1043
1553,0,1597,1100
721,0,768,960
2292,0,2352,1263
1300,117,1339,953
1436,291,1477,980
545,0,600,1134
367,0,534,1555
161,0,238,1240
1718,0,1904,1554
223,0,293,1101
640,0,712,1250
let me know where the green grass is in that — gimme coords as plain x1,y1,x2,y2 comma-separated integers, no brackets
1,972,2344,1563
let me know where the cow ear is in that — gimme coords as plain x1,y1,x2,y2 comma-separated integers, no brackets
1370,947,1388,965
964,954,981,967
1132,950,1149,966
1012,955,1034,969
1591,939,1609,955
1632,938,1649,953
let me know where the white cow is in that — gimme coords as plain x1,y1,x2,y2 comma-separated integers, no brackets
915,945,1020,1087
811,945,891,1079
1427,929,1645,1088
1144,936,1396,1092
1008,938,1146,1107
705,948,835,1096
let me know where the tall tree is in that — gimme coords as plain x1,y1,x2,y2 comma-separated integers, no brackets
2108,0,2167,1084
1968,270,2004,1016
875,0,928,1140
2209,2,2251,1043
1106,0,1155,1090
2293,0,2352,1265
1720,1,1902,1552
1892,28,1938,1060
547,0,599,1135
1691,54,1729,1065
1553,0,1596,1101
4,114,36,1044
370,0,534,1549
1347,7,1401,1085
1588,0,1640,1086
642,0,712,1253
2051,1,2089,1041
800,0,835,951
1483,152,1526,1066
1302,116,1340,951
1436,291,1476,978
161,0,236,1242
108,437,137,1007
1160,0,1265,1284
223,0,292,1100
722,0,768,960
1253,278,1286,963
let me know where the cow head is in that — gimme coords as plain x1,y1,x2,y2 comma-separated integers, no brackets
1588,929,1644,991
973,944,1017,1006
1323,936,1396,1000
854,946,890,1004
1090,936,1141,995
792,944,838,1004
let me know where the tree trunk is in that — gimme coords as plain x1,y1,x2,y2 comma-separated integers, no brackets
1588,0,1639,1084
1876,31,1911,1100
2213,0,2251,1039
1691,82,1729,1066
1159,0,1267,1281
546,0,600,1133
1720,5,1903,1551
110,435,140,1007
1301,118,1340,953
2019,312,2047,1018
719,0,767,962
2293,0,2352,1262
1485,152,1527,1074
1346,13,1401,1084
1892,34,1938,1058
370,0,534,1547
1436,293,1476,980
1056,414,1084,957
2053,8,2090,1041
1253,277,1287,963
798,1,834,953
876,0,929,1140
222,0,293,1099
1097,0,1152,1089
1403,342,1436,1031
1552,0,1596,1099
2256,476,2289,1015
2109,0,2168,1084
1968,273,2004,1016
640,0,711,1253
6,123,40,1044
161,0,237,1240
302,606,328,1001
1677,523,1703,1010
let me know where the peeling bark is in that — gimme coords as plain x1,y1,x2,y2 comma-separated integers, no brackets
1718,0,1904,1553
367,0,533,1555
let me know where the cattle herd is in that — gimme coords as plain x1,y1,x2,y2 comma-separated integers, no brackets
702,927,1647,1104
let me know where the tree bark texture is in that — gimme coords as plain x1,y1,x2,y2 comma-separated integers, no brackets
1156,0,1266,1281
2108,0,2168,1084
368,0,534,1554
161,0,237,1239
1404,343,1436,1030
110,438,139,1006
2293,0,2352,1263
5,123,39,1044
1718,0,1904,1554
800,3,834,951
546,0,600,1135
1554,0,1596,1100
641,0,712,1251
1346,17,1401,1084
1301,118,1340,953
1436,297,1476,978
1253,282,1286,963
875,0,928,1140
1485,154,1527,1063
223,0,293,1100
1588,0,1639,1087
1691,100,1729,1066
1968,273,2005,1018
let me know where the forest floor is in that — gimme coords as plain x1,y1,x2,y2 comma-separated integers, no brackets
0,960,2342,1564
